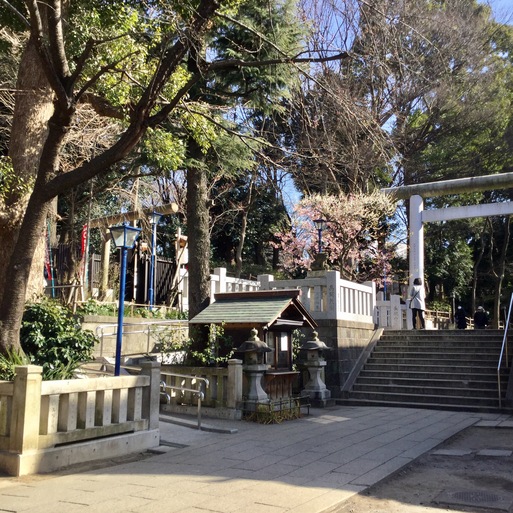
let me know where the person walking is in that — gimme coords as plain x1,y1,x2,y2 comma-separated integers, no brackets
474,306,488,329
454,305,467,329
410,277,426,329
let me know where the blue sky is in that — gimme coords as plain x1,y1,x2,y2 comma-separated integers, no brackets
487,0,513,24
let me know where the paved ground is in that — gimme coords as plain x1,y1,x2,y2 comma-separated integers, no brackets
0,406,512,513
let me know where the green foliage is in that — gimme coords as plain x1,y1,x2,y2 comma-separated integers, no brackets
142,128,186,170
428,300,450,312
0,348,30,381
152,325,190,364
76,299,187,320
77,298,117,316
189,324,234,366
0,156,32,202
425,220,475,302
154,323,234,367
20,299,97,380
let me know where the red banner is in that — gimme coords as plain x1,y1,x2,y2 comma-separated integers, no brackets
81,224,88,257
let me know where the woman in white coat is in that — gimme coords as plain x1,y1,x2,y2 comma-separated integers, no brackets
410,277,426,329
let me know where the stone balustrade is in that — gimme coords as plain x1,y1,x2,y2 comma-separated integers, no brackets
258,270,375,324
0,361,160,476
160,359,243,420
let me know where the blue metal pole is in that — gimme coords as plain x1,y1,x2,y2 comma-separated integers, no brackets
148,222,157,311
115,246,128,376
318,229,322,254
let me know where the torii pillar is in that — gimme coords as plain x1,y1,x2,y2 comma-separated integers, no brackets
409,195,424,287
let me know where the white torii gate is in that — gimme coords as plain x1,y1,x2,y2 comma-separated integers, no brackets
382,172,513,287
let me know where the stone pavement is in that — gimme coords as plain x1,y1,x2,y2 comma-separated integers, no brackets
1,406,512,513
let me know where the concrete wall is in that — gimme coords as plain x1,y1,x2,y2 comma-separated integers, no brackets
82,316,188,360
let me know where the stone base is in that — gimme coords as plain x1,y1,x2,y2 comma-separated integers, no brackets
1,429,160,477
301,388,334,408
310,398,337,408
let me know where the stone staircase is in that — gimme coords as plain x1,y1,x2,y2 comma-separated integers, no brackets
338,329,513,413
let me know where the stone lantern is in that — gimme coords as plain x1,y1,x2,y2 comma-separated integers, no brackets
236,328,273,407
301,331,332,407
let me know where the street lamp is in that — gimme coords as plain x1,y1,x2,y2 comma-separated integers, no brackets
148,211,163,311
109,223,141,376
313,218,326,254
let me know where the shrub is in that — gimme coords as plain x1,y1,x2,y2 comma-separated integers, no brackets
188,323,234,366
20,298,98,379
76,298,117,317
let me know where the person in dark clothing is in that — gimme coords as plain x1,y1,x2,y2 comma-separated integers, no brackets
474,306,488,329
454,306,467,329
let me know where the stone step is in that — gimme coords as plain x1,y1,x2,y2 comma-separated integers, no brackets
363,362,497,373
365,356,498,366
344,329,512,413
381,329,505,337
358,369,504,382
352,383,500,398
356,376,505,389
376,342,502,351
379,331,504,338
336,397,505,414
348,389,501,407
372,347,500,356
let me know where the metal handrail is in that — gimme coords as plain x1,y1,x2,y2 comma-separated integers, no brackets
497,293,513,408
160,372,209,430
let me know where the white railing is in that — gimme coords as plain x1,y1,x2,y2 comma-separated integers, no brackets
375,293,451,330
258,270,375,324
178,267,260,312
175,267,376,325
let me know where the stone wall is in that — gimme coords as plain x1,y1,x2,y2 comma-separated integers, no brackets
315,319,375,398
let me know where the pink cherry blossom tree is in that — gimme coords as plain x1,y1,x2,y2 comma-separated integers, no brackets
274,191,395,282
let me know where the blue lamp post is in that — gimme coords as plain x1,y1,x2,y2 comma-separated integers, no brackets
313,218,326,254
148,211,163,311
109,223,141,376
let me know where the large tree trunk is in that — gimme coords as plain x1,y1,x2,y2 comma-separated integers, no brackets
2,38,53,300
0,0,222,356
186,138,211,321
0,192,51,352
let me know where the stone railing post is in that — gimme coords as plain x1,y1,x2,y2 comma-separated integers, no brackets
227,359,243,409
257,274,274,290
364,281,376,317
325,270,341,319
391,294,403,329
10,365,43,453
214,267,227,294
140,360,161,430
